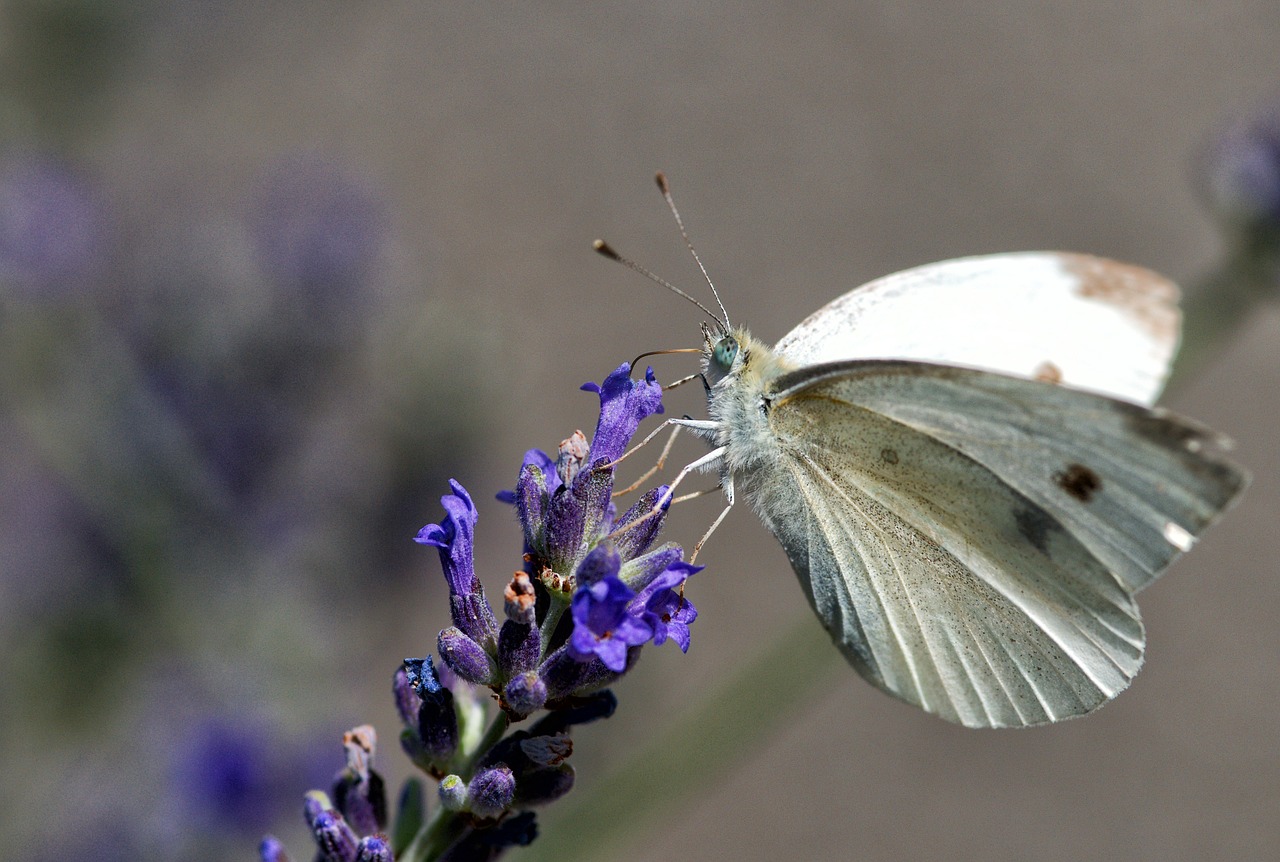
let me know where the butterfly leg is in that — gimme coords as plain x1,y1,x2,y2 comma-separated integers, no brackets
614,424,684,496
691,473,734,564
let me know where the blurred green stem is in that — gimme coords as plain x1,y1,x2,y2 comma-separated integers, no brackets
526,615,838,861
1167,233,1279,392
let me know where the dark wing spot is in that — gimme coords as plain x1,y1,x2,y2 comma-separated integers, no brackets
1014,506,1055,554
880,447,899,465
1055,463,1101,502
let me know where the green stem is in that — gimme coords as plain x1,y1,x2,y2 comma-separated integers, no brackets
397,807,468,862
539,597,568,658
460,710,510,779
1167,233,1279,392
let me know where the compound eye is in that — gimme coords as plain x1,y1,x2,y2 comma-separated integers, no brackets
712,336,739,372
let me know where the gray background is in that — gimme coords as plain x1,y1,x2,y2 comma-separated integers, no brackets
25,2,1280,859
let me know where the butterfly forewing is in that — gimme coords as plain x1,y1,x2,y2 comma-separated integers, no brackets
746,361,1245,728
773,253,1180,407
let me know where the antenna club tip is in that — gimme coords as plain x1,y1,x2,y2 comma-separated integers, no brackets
592,239,621,260
654,171,669,193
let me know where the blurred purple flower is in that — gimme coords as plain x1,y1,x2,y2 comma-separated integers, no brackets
252,155,387,299
0,155,105,297
174,717,296,834
1200,103,1280,227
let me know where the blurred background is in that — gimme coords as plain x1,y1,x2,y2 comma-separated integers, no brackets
1,2,1277,860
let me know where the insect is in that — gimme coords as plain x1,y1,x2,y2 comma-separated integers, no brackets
597,173,1248,729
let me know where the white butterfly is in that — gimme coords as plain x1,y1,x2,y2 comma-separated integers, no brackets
603,183,1248,729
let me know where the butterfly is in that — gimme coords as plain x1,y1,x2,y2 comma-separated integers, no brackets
600,175,1249,729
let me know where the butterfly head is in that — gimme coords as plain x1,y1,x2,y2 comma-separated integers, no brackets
701,321,768,391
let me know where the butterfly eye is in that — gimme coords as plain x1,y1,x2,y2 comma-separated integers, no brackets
712,336,740,372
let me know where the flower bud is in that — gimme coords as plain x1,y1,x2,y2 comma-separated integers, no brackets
612,486,670,559
543,465,613,575
392,666,423,727
418,689,458,766
467,764,516,819
303,790,332,830
498,575,540,677
503,572,537,624
332,725,386,835
437,773,467,811
259,836,292,862
556,430,591,487
355,835,392,862
402,658,458,765
503,671,548,718
309,808,358,862
511,455,554,548
437,627,497,686
514,764,575,807
574,542,621,587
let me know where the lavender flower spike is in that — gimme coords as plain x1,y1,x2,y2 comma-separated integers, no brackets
272,362,710,861
415,480,499,649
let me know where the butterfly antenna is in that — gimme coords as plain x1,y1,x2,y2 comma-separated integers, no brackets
593,239,725,327
655,171,730,330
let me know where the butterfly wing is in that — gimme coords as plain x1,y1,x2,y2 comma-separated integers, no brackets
748,361,1245,728
773,252,1180,407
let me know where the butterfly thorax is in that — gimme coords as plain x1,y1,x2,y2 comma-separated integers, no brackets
703,327,799,475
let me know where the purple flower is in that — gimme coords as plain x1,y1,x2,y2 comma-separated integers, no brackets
580,363,664,464
259,836,292,862
634,563,701,652
541,460,615,579
174,717,292,834
251,154,386,295
415,481,499,649
1200,103,1280,226
0,156,105,297
575,542,622,587
568,576,653,672
617,544,690,592
611,485,671,560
